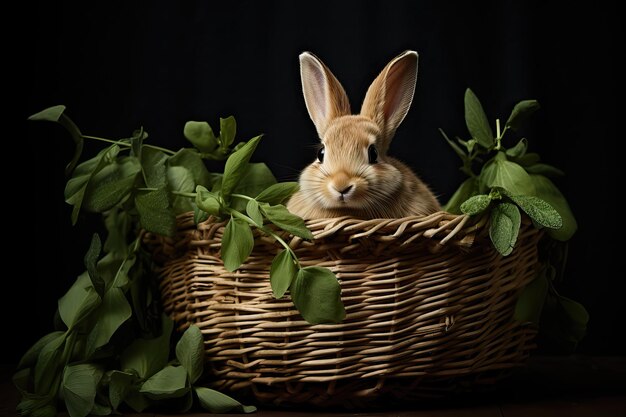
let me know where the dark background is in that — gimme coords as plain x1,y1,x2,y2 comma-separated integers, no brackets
8,1,623,364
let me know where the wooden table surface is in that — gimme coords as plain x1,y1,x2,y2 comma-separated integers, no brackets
2,355,624,417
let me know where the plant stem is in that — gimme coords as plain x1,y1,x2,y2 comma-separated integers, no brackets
229,208,259,227
228,209,301,268
495,119,502,150
231,193,255,202
144,144,177,156
500,125,509,140
110,238,140,288
82,135,176,155
462,159,476,178
82,135,125,145
138,188,196,200
171,191,197,198
264,230,301,268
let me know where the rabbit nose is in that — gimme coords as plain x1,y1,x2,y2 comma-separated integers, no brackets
331,182,354,197
330,172,354,197
336,185,353,195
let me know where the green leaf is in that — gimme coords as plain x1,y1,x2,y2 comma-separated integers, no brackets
245,199,263,226
84,234,104,297
83,156,141,213
175,391,194,413
505,193,563,229
33,406,59,417
505,138,528,158
256,182,300,205
506,100,540,131
135,189,176,236
209,172,224,192
489,202,521,256
515,152,541,167
12,368,30,394
17,397,57,417
514,274,549,323
194,205,209,224
530,175,577,241
262,204,314,239
108,371,134,411
28,105,67,122
33,333,66,394
231,163,277,210
121,315,173,379
443,177,478,214
62,364,103,417
58,272,101,330
141,148,168,189
480,152,535,196
103,208,131,254
460,194,491,216
29,105,84,176
292,267,345,324
221,135,262,199
167,166,195,214
85,287,132,356
270,250,297,299
140,365,189,400
184,121,218,153
97,249,136,290
65,146,119,224
169,149,211,189
195,387,256,413
90,402,112,416
124,391,152,413
128,260,155,335
175,325,204,384
460,138,477,154
541,292,589,350
17,331,65,370
219,116,237,148
525,163,565,177
464,88,494,148
129,127,147,159
221,217,254,272
557,295,589,342
195,185,221,216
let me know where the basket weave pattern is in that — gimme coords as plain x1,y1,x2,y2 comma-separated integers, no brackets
149,212,542,405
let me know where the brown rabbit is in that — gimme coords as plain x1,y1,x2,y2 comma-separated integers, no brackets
287,50,441,219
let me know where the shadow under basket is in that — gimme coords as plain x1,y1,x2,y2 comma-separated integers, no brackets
145,211,542,407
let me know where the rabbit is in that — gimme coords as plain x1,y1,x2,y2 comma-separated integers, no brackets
287,50,441,219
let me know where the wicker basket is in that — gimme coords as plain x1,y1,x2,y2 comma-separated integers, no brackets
146,211,542,407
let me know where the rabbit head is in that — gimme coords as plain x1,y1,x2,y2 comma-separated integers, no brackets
287,51,440,219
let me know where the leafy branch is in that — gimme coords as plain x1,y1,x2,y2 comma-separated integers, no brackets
441,89,577,248
17,106,346,417
441,88,587,351
193,136,345,324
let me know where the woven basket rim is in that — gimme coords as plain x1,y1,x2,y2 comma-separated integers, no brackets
166,211,484,251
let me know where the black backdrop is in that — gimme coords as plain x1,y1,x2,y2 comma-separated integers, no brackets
9,1,624,364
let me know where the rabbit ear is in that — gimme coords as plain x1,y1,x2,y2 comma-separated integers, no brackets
300,52,351,138
360,51,418,150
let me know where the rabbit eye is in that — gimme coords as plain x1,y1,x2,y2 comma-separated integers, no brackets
368,145,378,164
317,146,325,163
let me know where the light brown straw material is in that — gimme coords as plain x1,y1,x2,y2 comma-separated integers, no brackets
146,211,542,406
